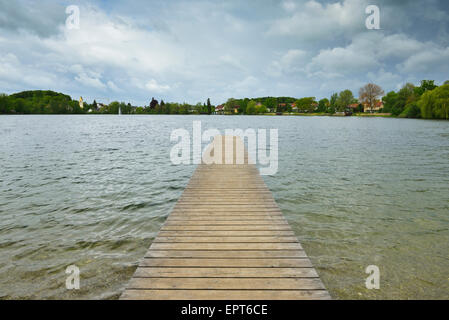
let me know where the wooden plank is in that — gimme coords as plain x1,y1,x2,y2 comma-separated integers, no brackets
133,267,318,278
153,236,299,243
127,277,324,290
144,250,308,258
140,258,312,268
169,213,284,217
164,220,289,226
149,243,303,250
166,217,286,222
121,136,329,300
121,290,331,300
157,231,296,236
160,225,293,231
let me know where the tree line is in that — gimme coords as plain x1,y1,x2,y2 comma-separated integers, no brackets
382,80,449,119
222,80,449,119
1,80,448,119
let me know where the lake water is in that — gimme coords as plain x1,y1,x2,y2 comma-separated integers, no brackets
0,115,448,299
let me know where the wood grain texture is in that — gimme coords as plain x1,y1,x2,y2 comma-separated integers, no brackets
120,136,330,300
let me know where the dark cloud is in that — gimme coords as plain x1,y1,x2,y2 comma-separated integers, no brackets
0,0,65,37
0,0,449,104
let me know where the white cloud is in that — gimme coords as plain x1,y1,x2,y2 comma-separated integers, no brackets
267,0,367,41
145,79,170,93
398,47,449,73
267,49,308,76
304,32,440,79
0,0,448,104
282,1,297,12
75,72,106,90
107,81,120,92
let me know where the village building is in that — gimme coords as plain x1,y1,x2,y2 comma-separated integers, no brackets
215,105,225,115
363,101,384,113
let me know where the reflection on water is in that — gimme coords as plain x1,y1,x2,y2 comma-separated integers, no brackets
0,115,448,299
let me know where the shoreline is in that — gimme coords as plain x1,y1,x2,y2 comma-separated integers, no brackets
0,113,425,119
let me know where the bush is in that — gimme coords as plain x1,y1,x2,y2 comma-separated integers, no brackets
399,103,421,118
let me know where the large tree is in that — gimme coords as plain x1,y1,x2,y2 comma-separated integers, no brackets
414,80,437,96
149,97,159,109
359,83,384,113
0,93,9,114
245,100,257,115
329,93,338,113
225,98,237,113
318,98,329,113
382,91,398,113
336,90,354,111
206,98,212,114
419,84,449,119
393,83,416,115
295,97,316,113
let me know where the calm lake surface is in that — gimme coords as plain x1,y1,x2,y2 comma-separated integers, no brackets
0,115,448,299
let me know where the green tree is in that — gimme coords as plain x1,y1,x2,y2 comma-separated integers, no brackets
225,98,237,114
265,97,277,111
108,101,120,114
317,98,329,113
207,98,212,114
399,102,421,118
256,104,268,114
414,80,437,97
336,90,354,112
392,83,416,116
240,98,249,114
0,94,9,113
382,91,398,113
329,93,338,113
295,97,316,113
419,84,449,119
246,100,257,115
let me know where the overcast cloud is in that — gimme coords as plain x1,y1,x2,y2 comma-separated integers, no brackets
1,0,449,105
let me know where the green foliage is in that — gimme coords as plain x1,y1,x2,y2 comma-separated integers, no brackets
0,93,10,113
399,102,421,118
318,98,329,113
329,93,338,113
419,84,449,119
225,98,238,113
391,83,416,116
0,90,77,114
256,104,268,114
245,100,257,115
382,91,398,113
414,80,437,97
295,97,316,113
336,90,354,111
207,98,212,114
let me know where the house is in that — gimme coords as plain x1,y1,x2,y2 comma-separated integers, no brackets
291,103,298,112
348,103,360,111
215,105,225,114
363,101,384,113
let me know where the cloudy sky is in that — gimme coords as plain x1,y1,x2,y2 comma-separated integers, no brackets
1,0,449,105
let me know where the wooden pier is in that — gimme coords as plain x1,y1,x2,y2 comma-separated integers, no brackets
121,136,330,300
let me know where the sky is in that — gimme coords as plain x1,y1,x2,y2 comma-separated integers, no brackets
1,0,449,106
